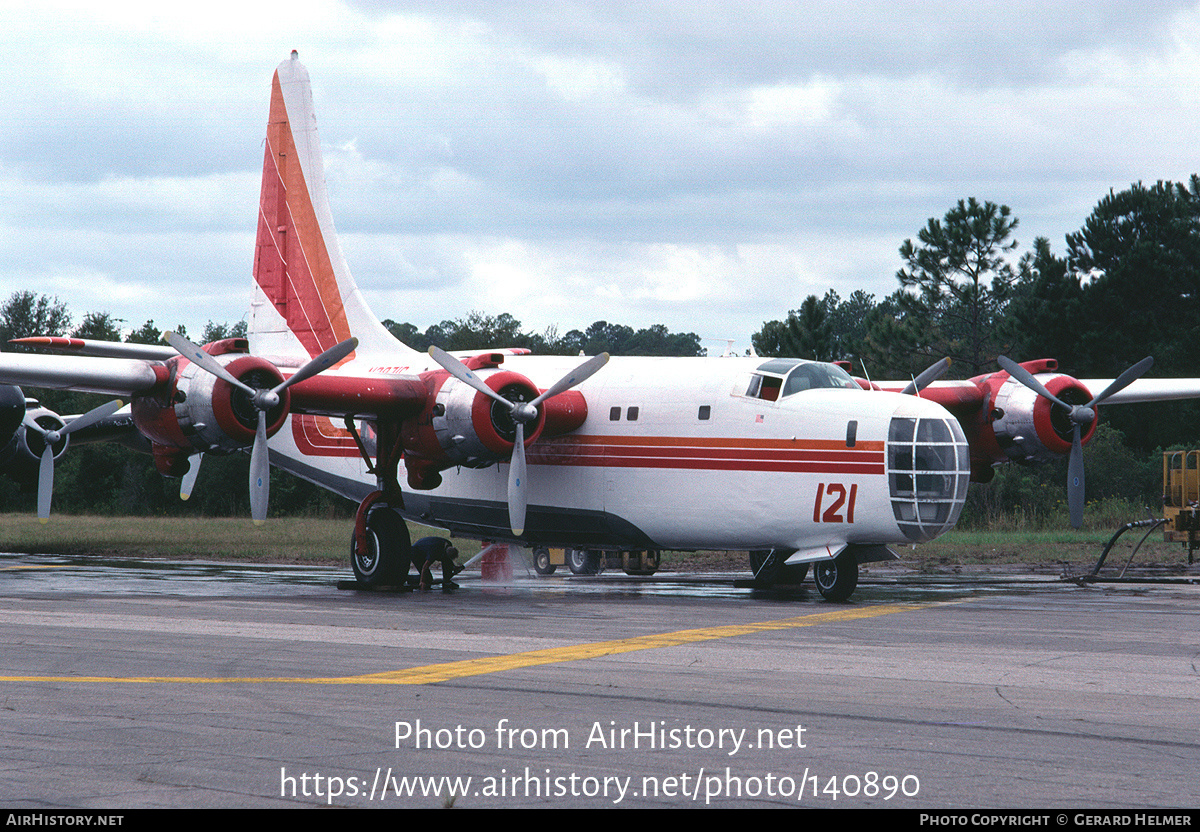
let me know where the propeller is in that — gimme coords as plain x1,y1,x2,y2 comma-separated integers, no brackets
997,354,1153,529
165,332,359,523
24,399,124,522
180,452,203,501
902,358,951,396
428,347,609,536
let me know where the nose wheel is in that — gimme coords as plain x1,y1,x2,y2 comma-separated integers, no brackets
813,551,858,602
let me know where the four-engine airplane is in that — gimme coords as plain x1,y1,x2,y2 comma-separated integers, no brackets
3,53,1200,601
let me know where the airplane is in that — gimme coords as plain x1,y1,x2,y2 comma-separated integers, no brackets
3,52,1200,601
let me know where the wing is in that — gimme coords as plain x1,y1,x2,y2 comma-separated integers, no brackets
1077,378,1200,404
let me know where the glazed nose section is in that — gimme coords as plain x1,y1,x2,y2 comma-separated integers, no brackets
888,414,971,542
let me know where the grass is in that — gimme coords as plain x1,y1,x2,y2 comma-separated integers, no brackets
3,513,1197,575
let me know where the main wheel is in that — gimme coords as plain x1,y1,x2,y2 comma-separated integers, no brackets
567,548,602,575
813,551,858,602
351,508,412,587
533,547,556,575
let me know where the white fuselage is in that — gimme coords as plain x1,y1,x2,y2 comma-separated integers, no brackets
270,353,971,553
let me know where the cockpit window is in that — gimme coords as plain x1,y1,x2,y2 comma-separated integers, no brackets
743,360,857,401
780,363,857,396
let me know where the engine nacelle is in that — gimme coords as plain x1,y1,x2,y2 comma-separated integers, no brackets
401,366,556,490
435,370,547,465
989,371,1097,465
132,344,290,474
0,399,67,483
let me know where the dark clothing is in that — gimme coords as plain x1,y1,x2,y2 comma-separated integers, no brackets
414,536,459,591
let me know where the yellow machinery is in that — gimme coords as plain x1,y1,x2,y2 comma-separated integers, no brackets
1080,449,1200,581
1162,450,1200,562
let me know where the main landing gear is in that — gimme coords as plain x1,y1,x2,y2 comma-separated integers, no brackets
350,496,412,588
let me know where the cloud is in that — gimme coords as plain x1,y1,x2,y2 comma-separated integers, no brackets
3,0,1200,347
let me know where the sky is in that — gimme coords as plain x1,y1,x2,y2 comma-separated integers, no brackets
2,1,1199,352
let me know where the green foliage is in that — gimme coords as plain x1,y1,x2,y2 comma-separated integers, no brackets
896,198,1019,376
201,319,248,343
385,311,704,356
125,320,164,345
0,291,71,349
958,425,1159,529
73,311,124,342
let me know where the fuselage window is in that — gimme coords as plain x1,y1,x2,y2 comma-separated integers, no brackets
698,405,711,420
609,406,621,421
627,406,639,421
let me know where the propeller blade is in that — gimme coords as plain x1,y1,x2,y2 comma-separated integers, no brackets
180,453,203,501
901,358,950,396
29,398,124,522
271,337,359,395
60,399,124,436
530,353,609,407
428,346,515,409
37,445,53,523
250,411,269,524
428,349,611,538
508,421,527,536
1068,427,1085,529
997,355,1070,410
165,331,257,397
1087,356,1153,407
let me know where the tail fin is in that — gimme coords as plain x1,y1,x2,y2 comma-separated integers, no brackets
249,52,412,360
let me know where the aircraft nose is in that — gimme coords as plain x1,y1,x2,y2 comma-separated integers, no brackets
886,407,971,542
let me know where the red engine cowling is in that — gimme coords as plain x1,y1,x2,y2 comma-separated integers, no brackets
402,369,546,489
132,347,291,474
402,363,570,490
989,370,1097,465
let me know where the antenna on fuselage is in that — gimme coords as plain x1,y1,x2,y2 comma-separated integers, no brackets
860,359,874,389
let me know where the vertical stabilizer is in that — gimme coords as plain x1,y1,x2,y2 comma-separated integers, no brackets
249,52,412,360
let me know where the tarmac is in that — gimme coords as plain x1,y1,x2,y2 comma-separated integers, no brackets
1,552,1197,809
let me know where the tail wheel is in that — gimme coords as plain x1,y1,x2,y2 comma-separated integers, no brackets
813,551,858,602
351,509,412,587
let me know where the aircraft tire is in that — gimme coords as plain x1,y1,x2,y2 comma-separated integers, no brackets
567,548,602,575
813,551,858,602
351,508,412,587
533,547,556,575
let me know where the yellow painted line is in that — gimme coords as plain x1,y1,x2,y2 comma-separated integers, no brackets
0,601,947,686
0,564,68,571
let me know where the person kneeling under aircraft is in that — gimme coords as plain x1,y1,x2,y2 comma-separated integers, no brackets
414,537,461,592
